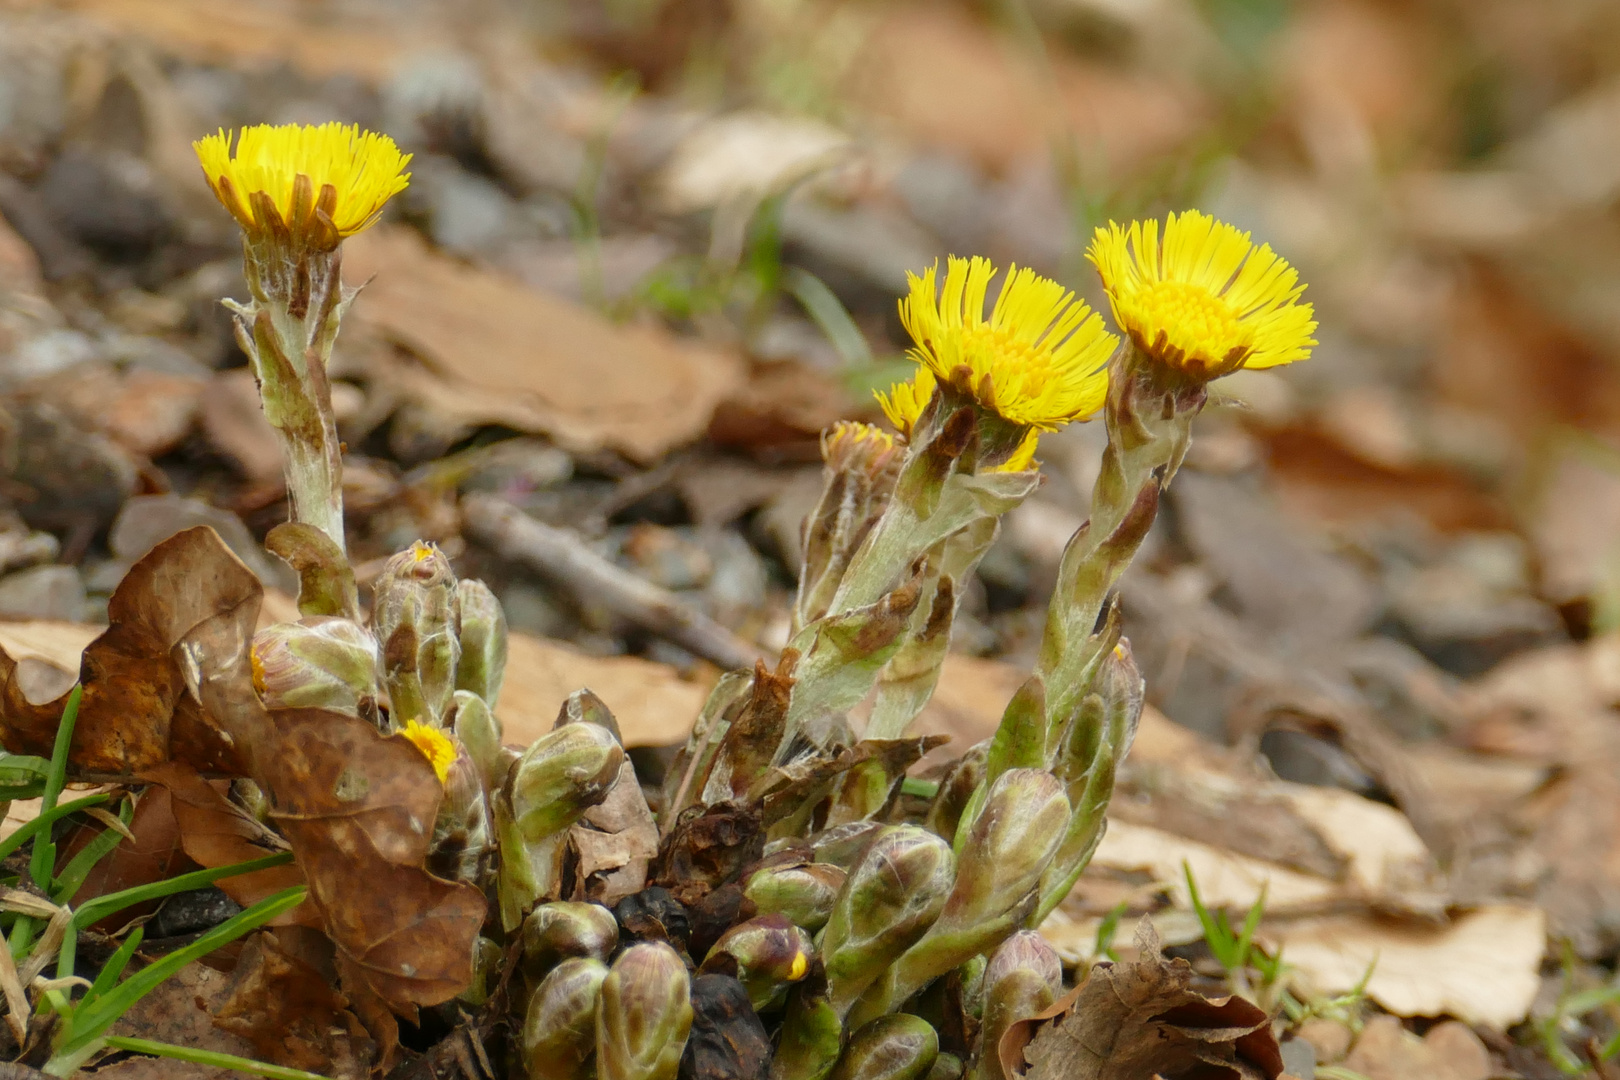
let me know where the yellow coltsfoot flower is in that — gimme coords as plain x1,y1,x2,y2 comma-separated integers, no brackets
898,257,1116,432
874,367,936,440
876,366,1039,471
1088,209,1317,380
401,718,456,786
194,122,411,250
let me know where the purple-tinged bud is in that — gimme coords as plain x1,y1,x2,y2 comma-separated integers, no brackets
744,861,846,933
510,722,625,842
523,956,608,1080
821,826,954,1018
523,901,619,978
596,942,694,1080
970,931,1063,1080
250,617,380,719
830,1015,939,1080
699,914,814,1011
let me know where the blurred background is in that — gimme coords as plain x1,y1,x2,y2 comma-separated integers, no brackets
5,0,1620,1066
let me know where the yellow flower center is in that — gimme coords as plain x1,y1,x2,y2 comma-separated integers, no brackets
400,719,455,786
1129,280,1252,368
1088,210,1316,378
249,645,267,695
789,951,809,980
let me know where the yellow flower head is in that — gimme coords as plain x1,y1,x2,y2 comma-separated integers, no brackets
821,421,902,481
194,123,411,248
1088,210,1317,379
899,257,1116,431
400,718,455,785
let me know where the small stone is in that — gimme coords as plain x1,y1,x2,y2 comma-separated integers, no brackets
109,494,292,592
622,524,713,591
1294,1018,1352,1063
0,564,86,620
6,328,98,384
1421,1021,1490,1080
1,394,138,532
0,528,57,575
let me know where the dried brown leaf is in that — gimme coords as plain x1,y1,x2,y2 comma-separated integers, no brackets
345,227,745,463
139,762,312,926
213,927,374,1079
263,709,486,1014
0,527,258,773
652,803,765,908
571,760,660,907
1016,922,1283,1080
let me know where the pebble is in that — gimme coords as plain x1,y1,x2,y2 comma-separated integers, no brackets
0,563,86,620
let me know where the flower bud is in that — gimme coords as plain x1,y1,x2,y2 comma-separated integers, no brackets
428,738,492,884
372,540,461,728
926,1055,963,1080
596,942,694,1080
555,687,622,743
250,617,380,719
796,422,902,631
971,932,1062,1080
523,957,608,1080
455,577,508,708
831,1015,939,1080
523,901,619,978
848,771,1068,1027
510,722,625,842
744,861,846,933
699,914,814,1011
820,826,954,1018
1038,643,1143,922
452,689,505,795
946,770,1068,932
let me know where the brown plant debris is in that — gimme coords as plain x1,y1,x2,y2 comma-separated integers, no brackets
1010,922,1284,1080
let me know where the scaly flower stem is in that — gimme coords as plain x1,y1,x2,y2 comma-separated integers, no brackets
1034,349,1205,727
228,237,350,555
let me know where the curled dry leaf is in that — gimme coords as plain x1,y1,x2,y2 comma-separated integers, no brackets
653,803,765,909
261,708,487,1014
0,526,258,773
139,761,312,927
66,784,185,928
570,759,661,907
213,926,375,1079
1006,922,1283,1080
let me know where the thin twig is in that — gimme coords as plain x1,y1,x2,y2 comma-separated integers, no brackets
461,493,764,672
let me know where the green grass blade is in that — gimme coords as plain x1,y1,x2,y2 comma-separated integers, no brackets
0,793,110,864
57,851,295,982
101,1036,330,1080
79,926,143,1009
784,267,874,366
52,798,134,904
31,685,83,890
54,885,306,1060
